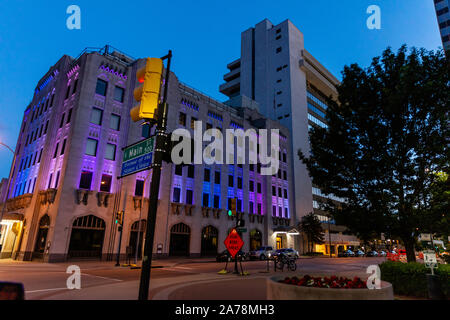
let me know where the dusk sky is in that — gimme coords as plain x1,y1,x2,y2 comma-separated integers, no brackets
0,0,443,178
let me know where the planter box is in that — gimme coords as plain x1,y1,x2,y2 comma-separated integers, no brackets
267,276,394,300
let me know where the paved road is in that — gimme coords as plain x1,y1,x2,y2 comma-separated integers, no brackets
0,257,386,300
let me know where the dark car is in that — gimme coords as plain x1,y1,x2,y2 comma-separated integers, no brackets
354,249,365,257
365,250,379,257
216,250,247,262
338,249,356,257
271,248,299,259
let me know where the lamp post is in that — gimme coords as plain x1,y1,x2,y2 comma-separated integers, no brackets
0,141,16,232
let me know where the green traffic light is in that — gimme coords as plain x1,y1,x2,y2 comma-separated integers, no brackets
228,210,232,216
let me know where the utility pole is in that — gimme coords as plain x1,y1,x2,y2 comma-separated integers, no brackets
138,50,172,300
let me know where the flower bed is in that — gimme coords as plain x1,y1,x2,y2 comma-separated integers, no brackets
267,275,393,300
279,275,368,289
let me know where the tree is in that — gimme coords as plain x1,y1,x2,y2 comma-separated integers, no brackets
299,46,449,263
298,212,325,253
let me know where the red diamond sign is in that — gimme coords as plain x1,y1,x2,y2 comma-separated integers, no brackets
224,228,244,258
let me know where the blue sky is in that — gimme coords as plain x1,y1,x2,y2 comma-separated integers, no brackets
0,0,443,178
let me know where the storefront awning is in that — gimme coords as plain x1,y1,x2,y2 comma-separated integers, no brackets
273,226,300,235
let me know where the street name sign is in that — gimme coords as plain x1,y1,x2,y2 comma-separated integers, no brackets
121,136,156,177
224,229,244,258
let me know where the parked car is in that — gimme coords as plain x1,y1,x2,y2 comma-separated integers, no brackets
271,248,299,259
354,249,365,257
248,246,273,260
378,250,387,257
338,249,355,257
365,250,379,257
216,250,247,262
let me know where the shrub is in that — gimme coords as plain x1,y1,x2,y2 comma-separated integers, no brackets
379,261,449,298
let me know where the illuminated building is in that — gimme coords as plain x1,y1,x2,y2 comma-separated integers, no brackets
0,46,295,261
220,19,360,255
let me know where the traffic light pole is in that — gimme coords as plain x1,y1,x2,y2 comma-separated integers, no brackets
138,50,172,300
115,214,124,267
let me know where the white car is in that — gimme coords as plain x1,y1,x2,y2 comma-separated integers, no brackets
249,246,273,260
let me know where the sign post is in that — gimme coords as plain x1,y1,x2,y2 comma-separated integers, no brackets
224,228,244,275
120,136,156,177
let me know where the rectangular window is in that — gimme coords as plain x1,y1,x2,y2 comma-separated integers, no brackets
285,208,289,218
279,206,283,216
204,168,210,182
44,120,49,134
228,175,234,187
284,189,288,198
54,171,60,188
72,79,78,94
33,151,37,165
85,138,98,156
237,177,242,189
50,94,55,107
249,180,254,192
186,189,193,205
237,199,242,212
39,125,43,137
32,178,36,193
249,201,254,214
48,173,53,189
258,203,262,215
283,170,287,180
135,179,144,196
67,108,72,123
214,171,221,184
213,195,220,208
202,193,209,207
272,186,276,196
257,183,262,193
250,164,254,172
172,187,181,203
272,206,276,216
114,86,125,102
38,149,43,163
190,117,197,130
187,165,195,178
60,139,67,155
174,164,183,176
90,107,103,125
110,114,121,131
105,143,116,160
278,187,282,197
179,112,186,126
95,79,108,96
65,85,71,99
100,174,112,192
53,143,59,158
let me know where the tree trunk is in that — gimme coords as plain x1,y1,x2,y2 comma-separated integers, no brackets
403,238,416,263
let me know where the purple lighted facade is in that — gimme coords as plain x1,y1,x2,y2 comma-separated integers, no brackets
0,46,296,262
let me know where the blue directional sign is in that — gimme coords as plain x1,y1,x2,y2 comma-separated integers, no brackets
120,137,155,177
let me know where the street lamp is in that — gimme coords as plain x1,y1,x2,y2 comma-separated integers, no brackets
0,141,16,229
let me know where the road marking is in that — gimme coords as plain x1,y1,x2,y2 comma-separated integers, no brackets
81,273,123,282
26,288,67,294
172,266,194,270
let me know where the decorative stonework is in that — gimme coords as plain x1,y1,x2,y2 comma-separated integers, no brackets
171,202,182,215
201,207,211,218
185,204,195,216
38,189,57,205
212,208,221,219
76,189,93,205
6,194,33,211
257,215,264,224
97,192,112,207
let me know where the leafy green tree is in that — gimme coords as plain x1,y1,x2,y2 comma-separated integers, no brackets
299,46,449,263
298,212,325,253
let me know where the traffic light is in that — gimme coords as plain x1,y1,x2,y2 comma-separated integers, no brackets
115,211,124,225
130,58,163,122
228,198,237,217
